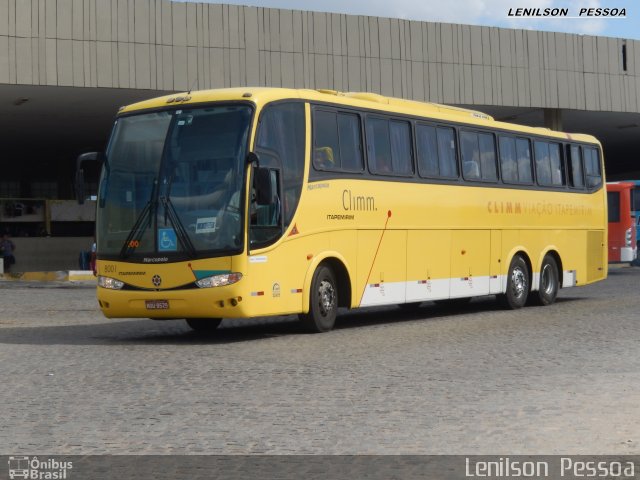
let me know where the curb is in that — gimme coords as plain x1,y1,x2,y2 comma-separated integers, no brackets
0,270,97,283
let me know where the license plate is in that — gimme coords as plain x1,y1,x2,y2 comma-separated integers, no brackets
145,300,169,310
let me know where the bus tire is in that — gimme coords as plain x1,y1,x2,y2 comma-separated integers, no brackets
534,255,559,306
299,264,338,333
185,318,222,332
500,255,529,309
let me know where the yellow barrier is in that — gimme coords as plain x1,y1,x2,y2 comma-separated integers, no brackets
0,271,97,282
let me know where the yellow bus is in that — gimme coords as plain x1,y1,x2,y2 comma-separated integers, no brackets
79,87,607,333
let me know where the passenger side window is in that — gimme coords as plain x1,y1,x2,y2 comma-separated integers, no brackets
313,110,340,170
461,131,481,180
338,113,363,171
461,131,497,181
389,120,413,175
534,142,550,185
479,133,497,181
584,147,602,189
416,124,439,177
534,141,564,187
499,136,517,183
437,127,458,178
366,117,413,176
568,145,584,188
515,138,533,183
366,117,392,174
548,142,564,186
313,110,363,172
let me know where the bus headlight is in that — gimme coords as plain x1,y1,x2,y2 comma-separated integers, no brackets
98,276,125,290
626,228,632,247
195,272,243,288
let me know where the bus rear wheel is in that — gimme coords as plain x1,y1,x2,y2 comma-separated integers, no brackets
185,318,222,332
499,255,529,309
534,255,559,306
299,265,338,333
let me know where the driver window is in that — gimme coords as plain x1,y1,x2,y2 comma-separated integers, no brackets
251,102,304,248
253,170,280,227
250,169,281,247
254,102,305,230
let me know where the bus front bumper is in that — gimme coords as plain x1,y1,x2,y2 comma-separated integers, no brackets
97,285,251,319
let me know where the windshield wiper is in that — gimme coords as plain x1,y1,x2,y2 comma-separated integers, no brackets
160,195,197,258
119,177,158,259
119,198,153,259
159,166,196,258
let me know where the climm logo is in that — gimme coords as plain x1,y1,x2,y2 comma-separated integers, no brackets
487,201,522,214
488,201,592,216
342,190,376,211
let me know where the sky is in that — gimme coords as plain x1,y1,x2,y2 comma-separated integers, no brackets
180,0,638,40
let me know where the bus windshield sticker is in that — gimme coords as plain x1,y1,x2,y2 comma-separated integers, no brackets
195,217,217,234
158,228,178,251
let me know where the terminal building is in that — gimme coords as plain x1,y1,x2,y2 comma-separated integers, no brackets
1,0,639,270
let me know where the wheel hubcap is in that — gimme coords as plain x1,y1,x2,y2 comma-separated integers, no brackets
511,267,527,298
541,264,555,295
318,280,335,317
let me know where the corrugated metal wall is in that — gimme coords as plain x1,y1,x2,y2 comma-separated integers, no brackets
0,0,638,111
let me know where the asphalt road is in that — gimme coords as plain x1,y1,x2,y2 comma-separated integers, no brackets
1,267,639,454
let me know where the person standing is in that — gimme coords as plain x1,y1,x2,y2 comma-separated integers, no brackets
90,238,97,275
1,233,16,273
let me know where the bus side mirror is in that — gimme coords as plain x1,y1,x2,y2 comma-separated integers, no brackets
254,167,274,206
75,168,86,205
75,152,104,205
246,151,259,166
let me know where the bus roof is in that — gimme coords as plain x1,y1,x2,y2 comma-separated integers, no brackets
119,87,601,145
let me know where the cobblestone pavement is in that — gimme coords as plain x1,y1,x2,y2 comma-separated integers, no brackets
1,267,639,454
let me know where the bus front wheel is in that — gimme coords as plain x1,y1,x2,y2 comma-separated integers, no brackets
500,255,530,309
299,265,338,333
534,255,559,306
185,318,222,332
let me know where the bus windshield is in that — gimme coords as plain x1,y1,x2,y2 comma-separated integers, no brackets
96,104,252,259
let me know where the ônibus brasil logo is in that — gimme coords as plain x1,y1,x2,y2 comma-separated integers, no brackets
8,456,73,479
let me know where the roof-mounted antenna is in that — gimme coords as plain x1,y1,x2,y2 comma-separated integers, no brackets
187,77,198,95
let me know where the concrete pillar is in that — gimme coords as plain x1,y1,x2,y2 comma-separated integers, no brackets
544,108,563,131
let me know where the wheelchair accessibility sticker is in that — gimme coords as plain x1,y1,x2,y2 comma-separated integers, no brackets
158,228,177,252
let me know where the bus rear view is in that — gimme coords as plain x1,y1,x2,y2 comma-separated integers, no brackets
607,182,637,263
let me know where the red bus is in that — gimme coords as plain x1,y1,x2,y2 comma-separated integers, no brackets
607,182,637,263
